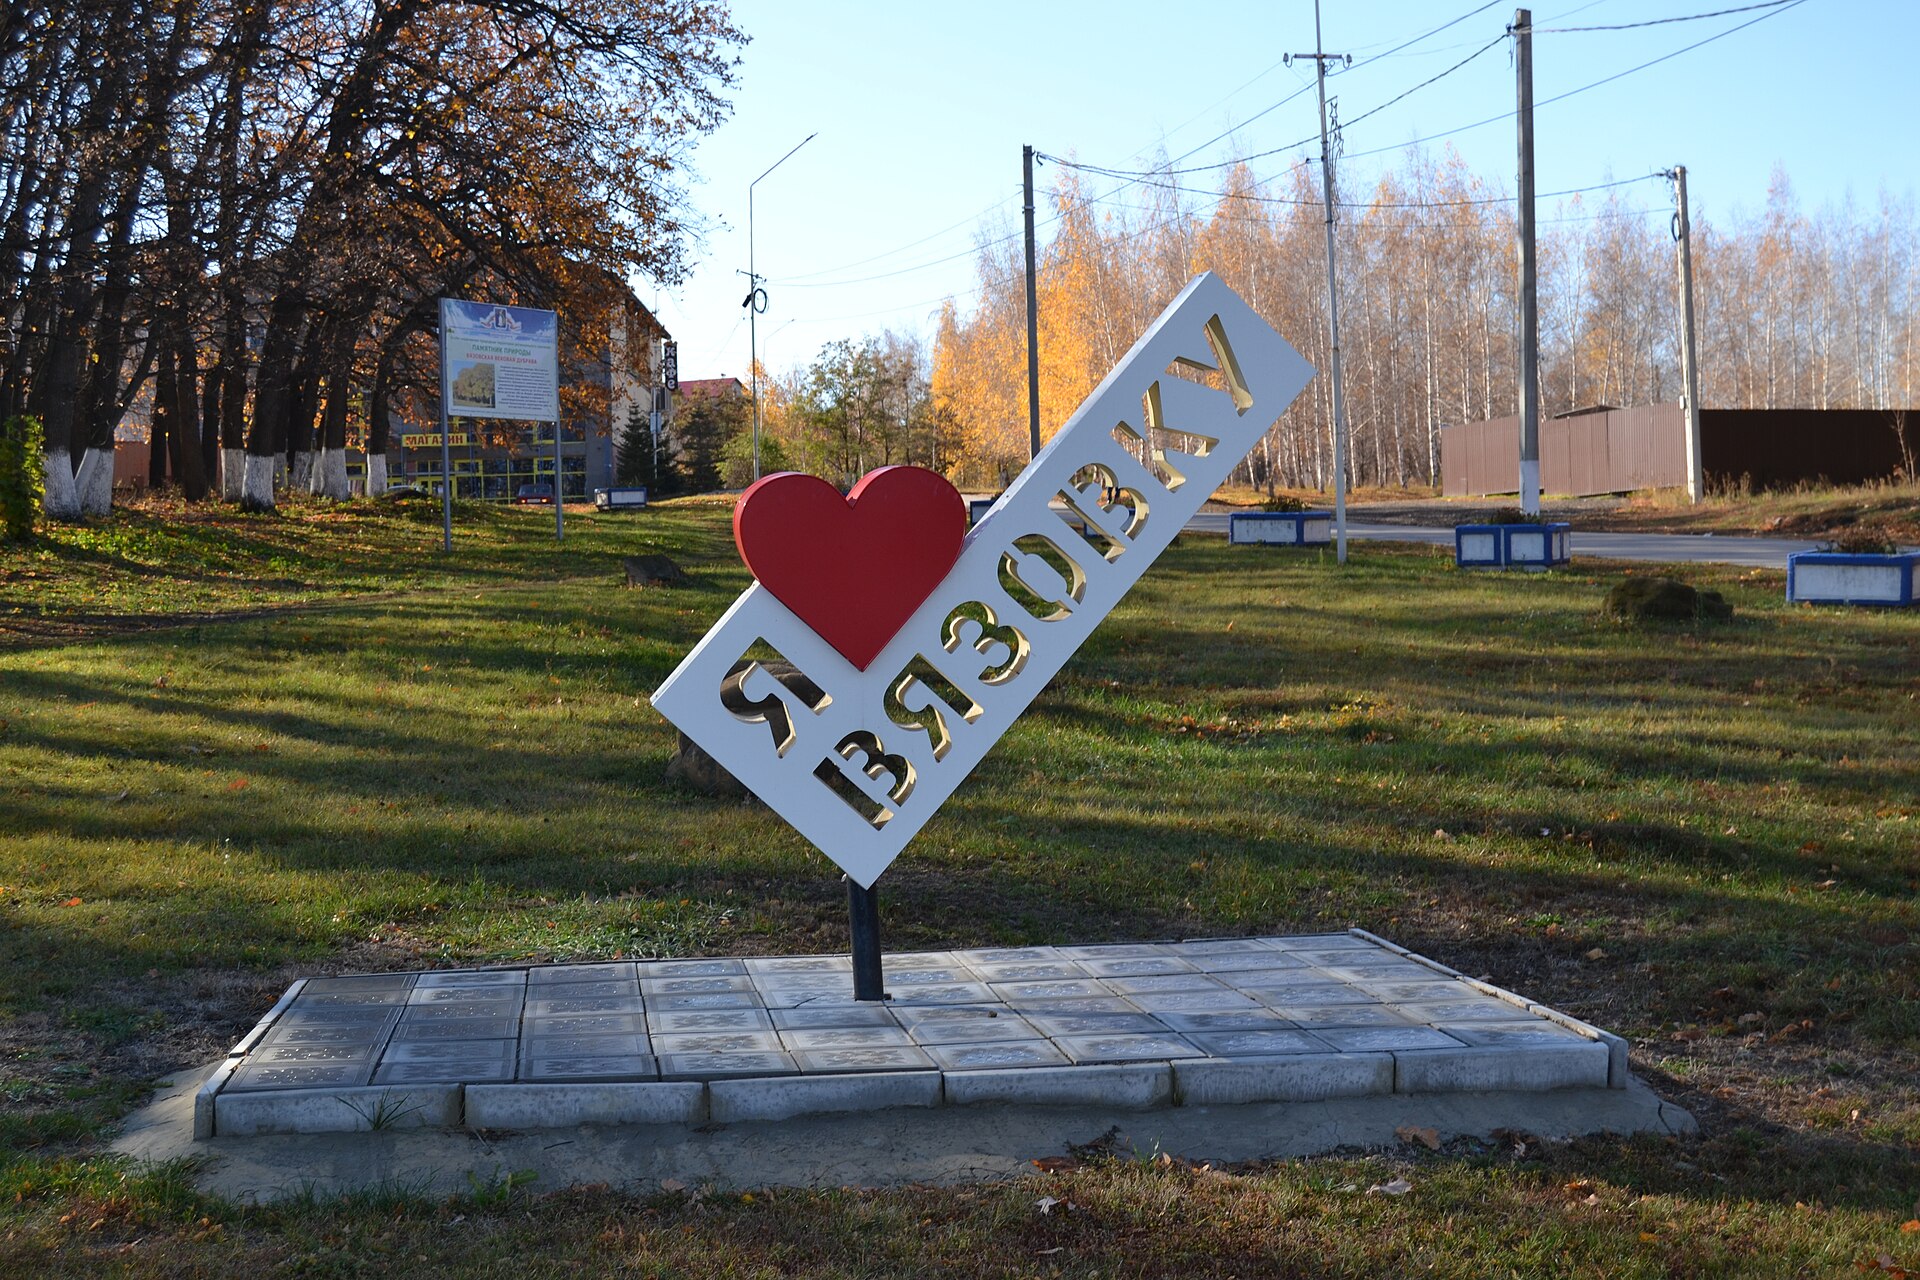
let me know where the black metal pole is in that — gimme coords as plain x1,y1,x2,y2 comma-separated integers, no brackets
844,875,885,1001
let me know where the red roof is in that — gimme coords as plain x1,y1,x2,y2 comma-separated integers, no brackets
677,377,745,402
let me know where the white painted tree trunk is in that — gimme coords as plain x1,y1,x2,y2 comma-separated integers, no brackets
365,454,388,496
220,448,245,501
75,447,113,515
314,447,349,499
289,451,313,492
40,449,80,520
241,453,276,511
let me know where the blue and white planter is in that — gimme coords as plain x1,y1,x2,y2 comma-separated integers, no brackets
1786,551,1918,606
1228,510,1333,547
1455,522,1571,570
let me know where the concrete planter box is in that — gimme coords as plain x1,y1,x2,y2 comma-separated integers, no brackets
1229,511,1333,547
1787,551,1918,606
1455,522,1570,570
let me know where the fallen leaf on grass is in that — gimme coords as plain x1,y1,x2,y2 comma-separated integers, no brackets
657,1179,686,1193
1584,948,1608,961
1035,1196,1066,1216
1035,1247,1064,1256
1395,1125,1440,1151
1902,1221,1920,1233
1366,1178,1413,1197
60,897,82,907
1031,1157,1079,1173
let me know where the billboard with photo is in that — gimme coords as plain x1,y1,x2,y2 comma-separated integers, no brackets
438,299,559,423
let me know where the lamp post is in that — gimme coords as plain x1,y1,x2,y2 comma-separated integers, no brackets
744,132,817,483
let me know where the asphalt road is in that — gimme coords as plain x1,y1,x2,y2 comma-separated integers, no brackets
1182,513,1828,568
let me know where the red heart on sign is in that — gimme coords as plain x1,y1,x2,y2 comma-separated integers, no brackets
734,467,967,671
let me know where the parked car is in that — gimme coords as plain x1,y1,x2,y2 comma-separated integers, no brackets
513,483,554,505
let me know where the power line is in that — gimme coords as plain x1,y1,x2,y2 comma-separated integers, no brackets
1533,0,1797,33
773,192,1020,282
1341,0,1809,161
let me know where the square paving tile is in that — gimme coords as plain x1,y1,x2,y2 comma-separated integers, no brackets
1443,1021,1588,1047
882,968,974,986
1351,980,1464,1002
519,1055,659,1083
1187,1029,1337,1057
652,1031,784,1054
225,1061,373,1091
1188,951,1309,974
409,986,522,1008
528,962,638,985
1124,990,1263,1013
300,975,417,994
779,1026,916,1050
1026,1011,1167,1037
537,979,641,1000
970,961,1088,982
658,1051,798,1081
1053,1033,1203,1063
792,1046,936,1073
374,1058,514,1084
520,1033,651,1058
640,976,754,996
414,969,527,989
886,983,996,1005
744,956,850,974
1268,934,1374,952
751,971,855,993
403,1000,521,1021
1240,982,1376,1005
293,990,410,1009
248,1043,380,1066
523,1013,645,1037
924,1041,1071,1071
1152,1008,1295,1033
260,1022,393,1048
756,988,866,1011
957,947,1062,965
392,1015,521,1041
1315,1026,1467,1052
1078,957,1198,978
380,1039,517,1068
1394,999,1526,1023
1272,1005,1414,1029
1172,938,1278,955
1009,997,1141,1017
523,996,646,1017
1100,973,1224,995
276,1006,401,1027
903,1014,1042,1045
769,1005,901,1031
648,992,760,1011
881,952,964,970
990,979,1109,1002
648,1008,774,1034
638,958,748,978
1055,943,1165,959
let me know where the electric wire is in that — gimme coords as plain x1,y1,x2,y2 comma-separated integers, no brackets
1532,0,1798,33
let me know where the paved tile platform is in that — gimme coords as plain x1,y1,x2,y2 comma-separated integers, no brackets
198,929,1628,1138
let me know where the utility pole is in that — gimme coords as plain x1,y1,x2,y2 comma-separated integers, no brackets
1289,1,1351,563
1023,144,1042,461
1669,164,1705,502
744,132,817,484
1514,7,1541,517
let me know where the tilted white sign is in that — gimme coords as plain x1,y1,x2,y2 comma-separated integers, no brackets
651,273,1315,887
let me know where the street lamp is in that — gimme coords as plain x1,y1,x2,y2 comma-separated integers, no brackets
744,131,817,483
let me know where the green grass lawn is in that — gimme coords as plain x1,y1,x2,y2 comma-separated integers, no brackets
2,496,1917,1276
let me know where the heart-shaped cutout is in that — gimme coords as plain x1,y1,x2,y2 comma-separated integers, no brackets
734,467,967,671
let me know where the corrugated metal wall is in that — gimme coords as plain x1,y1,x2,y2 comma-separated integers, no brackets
1442,405,1917,496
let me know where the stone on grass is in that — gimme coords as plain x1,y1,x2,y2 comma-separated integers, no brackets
1602,576,1733,623
624,555,688,588
665,661,826,796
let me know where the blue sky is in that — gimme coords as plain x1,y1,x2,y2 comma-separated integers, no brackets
649,0,1914,386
